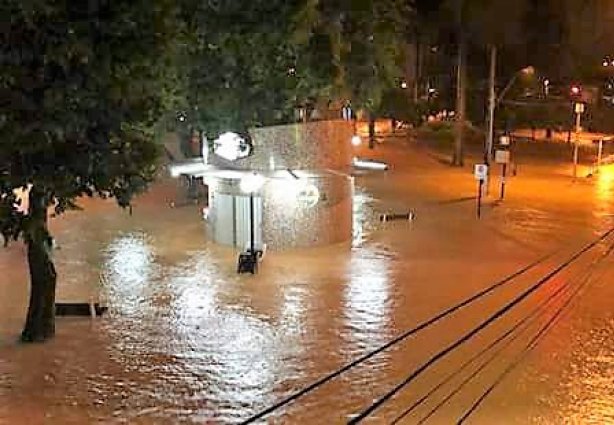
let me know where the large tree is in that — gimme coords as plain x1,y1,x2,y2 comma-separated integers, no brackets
435,0,530,165
335,0,412,147
181,0,411,141
1,0,182,342
178,0,336,140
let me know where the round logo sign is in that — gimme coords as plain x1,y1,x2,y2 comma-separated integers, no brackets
296,184,320,208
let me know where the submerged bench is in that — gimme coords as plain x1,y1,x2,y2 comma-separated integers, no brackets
55,301,108,317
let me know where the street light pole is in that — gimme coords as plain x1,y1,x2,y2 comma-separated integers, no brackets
238,172,264,274
249,191,255,256
484,45,497,195
486,45,497,164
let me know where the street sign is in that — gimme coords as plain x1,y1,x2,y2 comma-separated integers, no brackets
297,183,320,207
474,164,488,180
495,150,511,164
574,102,585,114
499,135,511,146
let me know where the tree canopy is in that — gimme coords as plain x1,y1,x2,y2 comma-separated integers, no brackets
181,0,412,137
1,0,182,228
1,0,183,341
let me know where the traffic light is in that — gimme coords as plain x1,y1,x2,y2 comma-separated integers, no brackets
570,85,581,97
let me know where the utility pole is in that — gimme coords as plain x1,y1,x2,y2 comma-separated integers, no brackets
485,45,497,194
486,45,497,164
453,0,466,167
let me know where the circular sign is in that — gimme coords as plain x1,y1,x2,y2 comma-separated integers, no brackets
296,184,320,208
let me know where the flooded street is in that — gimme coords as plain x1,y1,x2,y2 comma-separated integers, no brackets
1,139,613,424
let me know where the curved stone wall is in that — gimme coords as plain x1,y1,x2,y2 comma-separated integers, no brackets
206,173,353,250
206,120,354,250
211,120,354,172
262,173,353,249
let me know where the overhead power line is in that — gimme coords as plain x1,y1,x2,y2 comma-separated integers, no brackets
347,227,613,424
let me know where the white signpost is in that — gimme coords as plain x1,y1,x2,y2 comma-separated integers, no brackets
474,164,488,180
573,102,585,179
474,164,488,218
495,150,510,164
574,102,585,114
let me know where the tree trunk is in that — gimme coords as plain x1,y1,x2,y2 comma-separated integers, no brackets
368,112,376,149
413,37,420,104
21,187,56,343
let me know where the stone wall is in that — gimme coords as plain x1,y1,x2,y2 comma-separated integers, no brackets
206,120,354,250
211,120,354,172
206,174,353,250
261,174,353,249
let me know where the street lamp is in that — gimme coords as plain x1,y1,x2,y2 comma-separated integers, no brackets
496,66,535,107
484,63,535,198
238,172,265,274
543,79,550,96
570,85,581,96
486,65,535,166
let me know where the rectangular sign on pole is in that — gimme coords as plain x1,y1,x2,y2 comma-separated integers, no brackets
574,102,585,114
495,150,511,164
474,164,488,180
499,135,511,146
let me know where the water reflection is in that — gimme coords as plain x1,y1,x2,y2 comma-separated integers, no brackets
280,284,307,336
104,232,156,315
101,248,292,422
554,319,614,423
344,247,393,351
352,189,377,247
594,164,614,221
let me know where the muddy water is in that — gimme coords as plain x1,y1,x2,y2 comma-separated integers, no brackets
1,145,613,424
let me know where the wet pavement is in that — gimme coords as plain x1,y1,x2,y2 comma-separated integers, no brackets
1,137,613,424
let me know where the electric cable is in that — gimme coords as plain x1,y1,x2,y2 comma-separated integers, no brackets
456,243,613,424
390,260,577,424
347,227,614,424
415,242,612,424
241,253,552,424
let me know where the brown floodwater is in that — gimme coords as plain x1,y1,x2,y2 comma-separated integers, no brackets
1,142,613,424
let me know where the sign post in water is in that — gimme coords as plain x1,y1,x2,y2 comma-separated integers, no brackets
474,164,488,218
496,135,512,200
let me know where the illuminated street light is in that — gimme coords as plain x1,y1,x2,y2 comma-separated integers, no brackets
351,135,362,146
486,64,537,170
496,65,536,106
400,81,408,89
